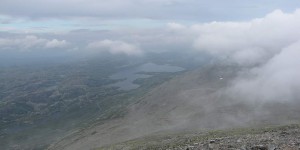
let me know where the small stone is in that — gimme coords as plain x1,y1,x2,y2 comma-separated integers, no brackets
268,144,277,150
209,140,215,143
188,145,195,148
251,145,268,150
208,143,215,149
280,131,288,135
91,131,97,135
240,145,247,150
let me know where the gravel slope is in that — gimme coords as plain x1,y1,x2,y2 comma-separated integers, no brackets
99,124,300,150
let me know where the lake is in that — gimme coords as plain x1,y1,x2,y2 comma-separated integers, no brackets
109,63,185,90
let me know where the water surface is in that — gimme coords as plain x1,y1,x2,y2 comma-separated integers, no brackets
109,63,184,90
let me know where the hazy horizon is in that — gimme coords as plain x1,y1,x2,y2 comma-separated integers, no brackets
1,1,300,150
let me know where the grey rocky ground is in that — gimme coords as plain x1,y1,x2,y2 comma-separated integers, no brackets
174,127,300,150
179,127,300,150
99,124,300,150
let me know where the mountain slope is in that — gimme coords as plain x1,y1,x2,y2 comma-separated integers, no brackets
49,63,300,150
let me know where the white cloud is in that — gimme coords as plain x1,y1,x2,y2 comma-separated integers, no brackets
229,40,300,102
87,39,142,56
45,39,68,49
231,47,268,66
167,22,187,30
0,35,69,51
189,9,300,66
162,9,300,103
168,8,300,103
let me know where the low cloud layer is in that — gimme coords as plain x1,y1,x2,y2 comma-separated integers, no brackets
1,9,300,60
167,9,300,66
186,9,300,102
87,39,142,56
229,40,300,102
0,35,69,51
162,9,299,103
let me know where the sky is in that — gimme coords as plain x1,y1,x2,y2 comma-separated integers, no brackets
0,0,300,56
1,0,300,32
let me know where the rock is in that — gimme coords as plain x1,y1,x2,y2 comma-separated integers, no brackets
240,145,247,150
268,144,277,150
208,143,215,149
280,131,288,135
91,131,97,135
251,145,268,150
209,140,215,143
188,145,195,148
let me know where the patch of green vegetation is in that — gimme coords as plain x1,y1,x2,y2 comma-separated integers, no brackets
0,56,185,149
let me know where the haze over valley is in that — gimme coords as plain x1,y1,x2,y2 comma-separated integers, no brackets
1,1,300,149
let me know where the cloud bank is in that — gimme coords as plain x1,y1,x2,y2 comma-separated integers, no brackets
229,40,300,102
182,9,300,65
161,9,299,103
0,35,69,51
1,9,300,60
87,39,142,56
167,9,300,103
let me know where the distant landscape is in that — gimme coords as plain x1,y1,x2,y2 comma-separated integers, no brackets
0,52,205,149
1,1,300,150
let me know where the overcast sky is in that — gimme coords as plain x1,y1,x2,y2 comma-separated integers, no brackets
1,0,300,32
0,0,300,56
